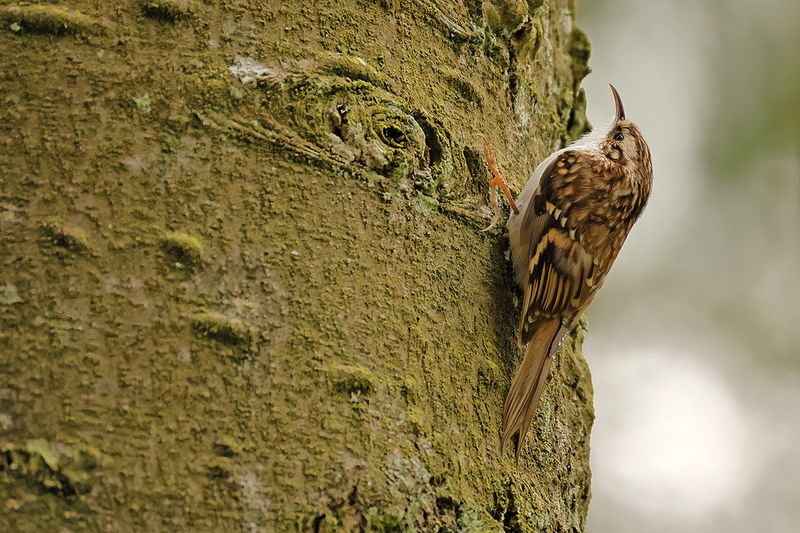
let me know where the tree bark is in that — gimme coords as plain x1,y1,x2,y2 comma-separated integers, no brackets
0,0,593,530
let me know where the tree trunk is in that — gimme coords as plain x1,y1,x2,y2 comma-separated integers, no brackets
0,0,593,530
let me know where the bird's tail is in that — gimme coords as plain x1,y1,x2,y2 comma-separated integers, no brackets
501,317,562,461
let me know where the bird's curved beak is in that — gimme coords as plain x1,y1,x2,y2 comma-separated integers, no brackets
609,83,625,122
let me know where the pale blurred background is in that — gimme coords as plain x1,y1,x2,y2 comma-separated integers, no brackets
575,0,800,531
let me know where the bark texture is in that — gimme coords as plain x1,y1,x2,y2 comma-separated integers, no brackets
0,0,593,530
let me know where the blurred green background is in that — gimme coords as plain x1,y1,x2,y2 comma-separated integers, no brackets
576,0,800,531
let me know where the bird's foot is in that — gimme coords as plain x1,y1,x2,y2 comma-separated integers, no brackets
482,142,519,233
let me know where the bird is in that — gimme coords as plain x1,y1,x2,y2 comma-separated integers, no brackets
486,84,653,460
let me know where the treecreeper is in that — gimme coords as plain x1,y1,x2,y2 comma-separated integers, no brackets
487,85,654,460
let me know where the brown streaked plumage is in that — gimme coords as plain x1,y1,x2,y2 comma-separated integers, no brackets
494,84,653,460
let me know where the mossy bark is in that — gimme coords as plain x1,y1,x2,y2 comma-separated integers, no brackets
0,0,593,531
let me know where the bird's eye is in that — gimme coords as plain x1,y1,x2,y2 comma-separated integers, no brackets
614,132,624,142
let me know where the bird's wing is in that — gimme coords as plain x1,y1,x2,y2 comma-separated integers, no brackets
518,150,602,345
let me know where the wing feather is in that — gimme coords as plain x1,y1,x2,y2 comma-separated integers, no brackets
518,150,601,345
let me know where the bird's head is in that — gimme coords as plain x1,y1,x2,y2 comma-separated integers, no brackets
602,84,652,180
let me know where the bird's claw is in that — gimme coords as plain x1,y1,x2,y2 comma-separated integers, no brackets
480,209,502,233
483,142,519,231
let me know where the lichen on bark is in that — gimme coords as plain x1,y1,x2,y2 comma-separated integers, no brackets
0,0,593,531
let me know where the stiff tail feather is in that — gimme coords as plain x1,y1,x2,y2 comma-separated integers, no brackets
501,317,562,461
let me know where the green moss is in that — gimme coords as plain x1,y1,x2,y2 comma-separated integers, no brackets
213,436,240,457
191,311,254,347
569,28,592,83
366,507,403,532
323,54,384,86
484,0,529,36
400,377,419,403
577,315,590,333
565,88,590,143
404,406,425,435
413,192,439,212
313,514,341,532
330,364,375,395
139,0,194,21
0,439,96,496
477,358,500,387
456,503,497,532
514,18,541,63
206,456,233,479
0,283,23,305
26,438,60,470
133,94,152,115
444,71,483,107
1,5,102,35
160,231,204,268
40,217,89,252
